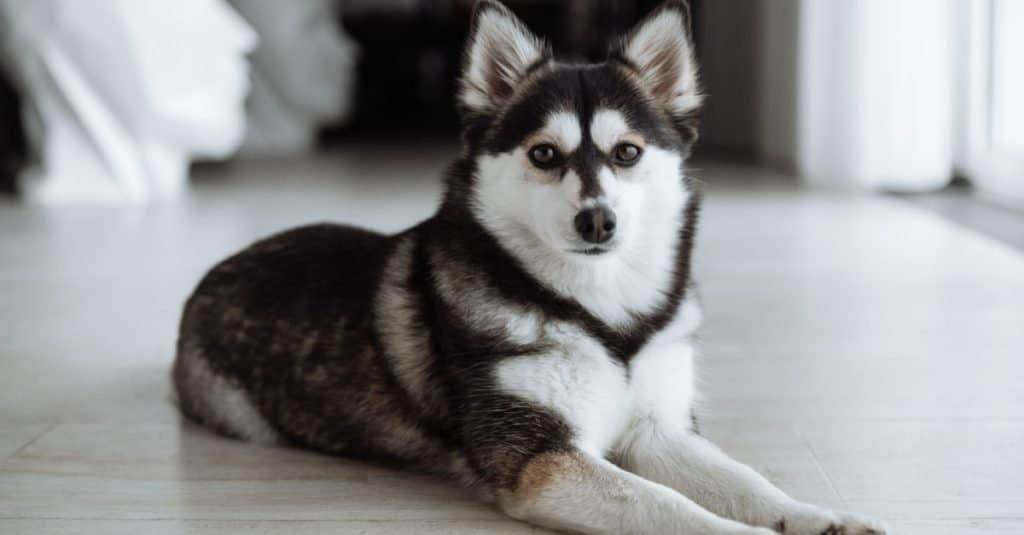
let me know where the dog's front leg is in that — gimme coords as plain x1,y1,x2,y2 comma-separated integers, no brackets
617,423,886,535
495,448,775,535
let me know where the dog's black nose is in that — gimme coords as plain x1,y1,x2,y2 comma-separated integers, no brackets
574,206,616,244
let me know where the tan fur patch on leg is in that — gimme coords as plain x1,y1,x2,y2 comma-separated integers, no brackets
514,450,592,498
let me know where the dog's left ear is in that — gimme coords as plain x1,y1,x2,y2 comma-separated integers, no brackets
613,1,702,141
459,0,551,117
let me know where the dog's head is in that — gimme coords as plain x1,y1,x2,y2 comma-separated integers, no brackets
460,0,702,264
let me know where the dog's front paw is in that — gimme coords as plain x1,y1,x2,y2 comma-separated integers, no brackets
833,510,887,535
773,506,886,535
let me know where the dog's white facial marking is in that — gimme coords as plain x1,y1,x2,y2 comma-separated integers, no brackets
561,170,584,204
592,166,619,204
474,109,584,254
473,108,689,329
586,109,639,208
590,109,636,154
474,150,571,255
495,322,632,457
538,110,582,155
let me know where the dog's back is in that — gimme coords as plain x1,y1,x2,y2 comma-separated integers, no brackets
173,223,460,470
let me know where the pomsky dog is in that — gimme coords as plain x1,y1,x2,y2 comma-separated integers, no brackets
174,1,886,533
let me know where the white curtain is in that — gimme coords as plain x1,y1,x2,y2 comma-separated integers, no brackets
794,0,954,192
962,0,1024,206
755,0,1024,199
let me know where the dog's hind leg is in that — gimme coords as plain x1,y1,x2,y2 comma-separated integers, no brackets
496,449,774,535
616,423,887,535
172,341,280,445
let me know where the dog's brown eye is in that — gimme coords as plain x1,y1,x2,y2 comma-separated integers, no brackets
613,143,642,165
528,144,561,169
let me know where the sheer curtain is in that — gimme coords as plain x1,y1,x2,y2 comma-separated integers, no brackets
794,0,954,192
754,0,1021,198
962,0,1024,206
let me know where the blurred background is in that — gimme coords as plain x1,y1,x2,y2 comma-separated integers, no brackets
0,0,1021,209
0,2,1023,534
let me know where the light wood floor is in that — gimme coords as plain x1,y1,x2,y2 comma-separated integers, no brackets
2,151,1023,534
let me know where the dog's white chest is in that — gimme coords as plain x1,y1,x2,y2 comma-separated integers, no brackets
495,319,697,457
495,322,631,456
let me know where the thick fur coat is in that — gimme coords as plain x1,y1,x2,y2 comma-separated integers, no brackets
174,2,886,533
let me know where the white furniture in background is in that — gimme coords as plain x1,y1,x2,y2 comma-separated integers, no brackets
229,0,360,157
0,0,256,203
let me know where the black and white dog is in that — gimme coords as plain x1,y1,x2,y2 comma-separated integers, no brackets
174,2,885,533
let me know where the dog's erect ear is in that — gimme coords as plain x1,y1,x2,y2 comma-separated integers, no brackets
613,1,702,126
459,0,550,116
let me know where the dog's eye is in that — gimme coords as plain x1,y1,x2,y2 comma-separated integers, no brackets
528,144,562,169
612,143,642,166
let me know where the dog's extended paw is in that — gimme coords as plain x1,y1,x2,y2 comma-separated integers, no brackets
773,507,887,535
833,510,888,535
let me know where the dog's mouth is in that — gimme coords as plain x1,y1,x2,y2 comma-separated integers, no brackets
568,246,612,256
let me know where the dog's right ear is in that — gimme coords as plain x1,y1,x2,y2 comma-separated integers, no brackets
459,0,550,117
